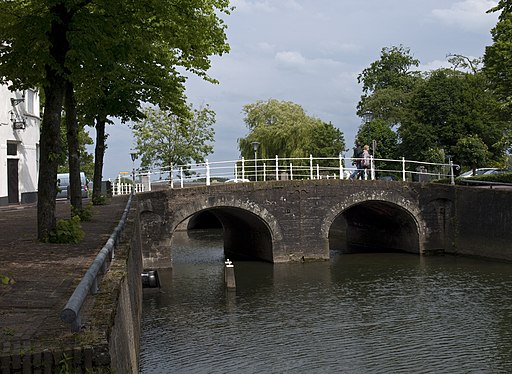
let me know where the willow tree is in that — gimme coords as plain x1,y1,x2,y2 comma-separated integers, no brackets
0,0,231,240
239,99,345,165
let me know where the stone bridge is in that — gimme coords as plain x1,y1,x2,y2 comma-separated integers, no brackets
136,179,512,267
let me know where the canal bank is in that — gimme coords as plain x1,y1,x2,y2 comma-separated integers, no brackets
0,195,142,373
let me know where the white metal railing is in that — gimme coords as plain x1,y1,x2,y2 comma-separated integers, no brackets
112,155,458,195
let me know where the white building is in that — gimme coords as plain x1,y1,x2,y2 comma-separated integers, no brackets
0,86,40,205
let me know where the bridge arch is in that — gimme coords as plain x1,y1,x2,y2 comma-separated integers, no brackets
169,197,284,262
321,192,426,255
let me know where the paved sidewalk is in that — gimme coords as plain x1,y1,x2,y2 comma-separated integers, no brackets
0,196,129,351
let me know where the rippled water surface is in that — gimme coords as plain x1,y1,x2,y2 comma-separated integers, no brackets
139,230,512,373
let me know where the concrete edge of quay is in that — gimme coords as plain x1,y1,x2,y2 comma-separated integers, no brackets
0,197,143,374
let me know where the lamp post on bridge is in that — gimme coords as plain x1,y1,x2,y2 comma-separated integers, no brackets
251,141,260,181
130,152,137,194
362,110,374,155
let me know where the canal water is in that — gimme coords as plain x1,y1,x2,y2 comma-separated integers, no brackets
139,229,512,373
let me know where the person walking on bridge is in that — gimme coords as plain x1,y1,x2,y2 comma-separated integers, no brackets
350,144,363,180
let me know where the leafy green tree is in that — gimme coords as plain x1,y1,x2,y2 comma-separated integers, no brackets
484,1,512,153
402,68,505,166
355,118,398,160
357,45,421,123
453,135,491,175
131,105,216,173
238,99,345,165
355,45,421,161
357,44,508,171
0,0,231,240
58,118,94,178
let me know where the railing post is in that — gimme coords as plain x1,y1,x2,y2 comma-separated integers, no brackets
316,164,320,179
242,157,245,180
339,153,343,179
180,167,184,188
309,154,313,179
450,160,455,185
275,155,279,180
402,157,406,181
235,161,239,180
170,164,174,189
263,163,267,181
205,159,211,186
370,156,375,180
290,163,293,180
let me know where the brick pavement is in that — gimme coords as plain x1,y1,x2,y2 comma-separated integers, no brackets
0,195,129,351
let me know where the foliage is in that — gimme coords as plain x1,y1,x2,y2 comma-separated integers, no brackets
92,194,108,206
484,1,512,112
357,44,509,171
0,274,15,286
453,135,491,173
239,99,345,164
58,120,94,178
357,45,420,94
0,0,231,239
72,202,93,222
48,215,84,244
131,105,216,170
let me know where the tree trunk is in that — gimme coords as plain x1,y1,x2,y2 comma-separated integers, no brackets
92,116,107,205
65,80,82,213
37,3,70,241
38,75,66,240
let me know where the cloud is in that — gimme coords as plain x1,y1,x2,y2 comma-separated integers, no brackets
257,42,276,52
432,0,498,32
419,59,452,72
320,41,362,55
232,0,275,13
275,51,307,67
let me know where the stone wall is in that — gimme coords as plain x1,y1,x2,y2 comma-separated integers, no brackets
84,202,143,373
452,186,512,261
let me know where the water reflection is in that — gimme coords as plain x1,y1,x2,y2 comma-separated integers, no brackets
140,230,512,373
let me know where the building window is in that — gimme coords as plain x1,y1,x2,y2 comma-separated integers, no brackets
7,142,17,156
26,90,35,114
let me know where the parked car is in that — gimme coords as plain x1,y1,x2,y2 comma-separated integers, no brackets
458,168,500,178
225,178,250,184
56,172,88,199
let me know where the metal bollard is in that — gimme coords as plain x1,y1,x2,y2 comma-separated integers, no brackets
224,259,236,289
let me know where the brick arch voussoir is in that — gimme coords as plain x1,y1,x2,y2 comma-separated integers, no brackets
320,190,426,252
170,196,283,241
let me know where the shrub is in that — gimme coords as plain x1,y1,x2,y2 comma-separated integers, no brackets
92,194,108,206
72,202,93,221
49,215,84,244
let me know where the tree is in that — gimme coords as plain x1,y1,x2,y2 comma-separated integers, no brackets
239,99,345,163
131,105,216,173
484,1,512,153
402,67,506,165
357,45,421,124
357,45,508,169
355,45,421,162
0,0,231,239
58,117,94,178
453,135,491,175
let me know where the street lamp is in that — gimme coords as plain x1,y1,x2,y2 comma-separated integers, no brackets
362,110,374,155
130,152,137,194
251,141,260,181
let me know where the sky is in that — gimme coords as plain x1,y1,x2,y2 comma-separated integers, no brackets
98,0,499,180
